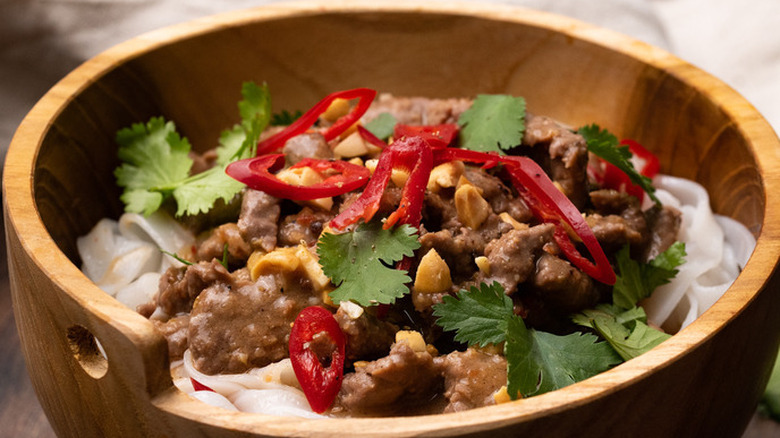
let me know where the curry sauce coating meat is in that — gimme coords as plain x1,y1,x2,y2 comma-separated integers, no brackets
188,269,323,375
334,341,443,416
436,348,507,413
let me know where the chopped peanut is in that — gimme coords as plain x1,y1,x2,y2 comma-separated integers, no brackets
339,300,365,319
395,330,427,353
475,256,490,275
414,249,452,294
295,244,330,291
248,244,332,293
364,158,410,186
275,166,333,211
320,97,350,122
427,161,465,192
247,247,300,280
333,131,381,158
498,212,529,230
455,183,490,229
493,386,511,404
348,157,364,167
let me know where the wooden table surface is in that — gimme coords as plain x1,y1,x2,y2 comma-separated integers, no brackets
0,215,777,438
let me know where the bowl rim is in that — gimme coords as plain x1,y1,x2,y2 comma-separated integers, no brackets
5,0,780,434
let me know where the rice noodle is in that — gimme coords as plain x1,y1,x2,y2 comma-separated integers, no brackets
178,350,324,418
642,175,756,332
77,211,194,310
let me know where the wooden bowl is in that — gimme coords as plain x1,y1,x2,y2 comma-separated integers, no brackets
5,1,780,436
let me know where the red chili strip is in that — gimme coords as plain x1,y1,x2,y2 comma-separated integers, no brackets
289,306,346,413
383,136,433,229
357,125,388,150
225,154,370,200
256,88,377,155
329,136,433,230
190,378,214,392
501,156,616,285
432,148,616,285
394,123,459,148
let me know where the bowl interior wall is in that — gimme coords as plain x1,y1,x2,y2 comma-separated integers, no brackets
33,10,764,264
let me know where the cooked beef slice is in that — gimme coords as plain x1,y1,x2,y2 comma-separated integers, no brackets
478,223,557,295
436,348,507,413
531,253,598,314
277,207,334,247
524,115,589,209
335,342,442,416
151,314,190,360
586,189,648,252
282,132,333,166
418,227,490,283
187,273,322,375
642,205,682,261
335,306,399,362
156,259,233,316
196,222,252,268
363,94,472,126
463,167,533,222
237,189,280,252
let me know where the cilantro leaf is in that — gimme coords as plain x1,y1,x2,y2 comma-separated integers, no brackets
434,282,620,399
458,94,526,153
115,82,272,217
574,304,670,361
363,112,397,140
578,124,660,205
506,319,621,397
317,221,420,306
592,317,670,361
230,81,272,160
170,166,245,217
612,242,686,309
432,282,512,347
114,117,193,216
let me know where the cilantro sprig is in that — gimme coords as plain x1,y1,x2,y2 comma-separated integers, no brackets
573,242,686,360
317,221,420,307
433,282,620,399
578,124,660,205
612,242,686,309
115,82,271,217
458,94,526,153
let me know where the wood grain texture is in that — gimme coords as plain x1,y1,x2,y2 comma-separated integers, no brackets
3,1,780,437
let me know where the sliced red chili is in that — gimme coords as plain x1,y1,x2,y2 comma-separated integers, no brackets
329,136,433,230
289,306,346,413
501,156,616,285
357,125,387,150
432,148,616,285
256,88,377,155
393,123,459,148
190,378,214,392
225,154,370,200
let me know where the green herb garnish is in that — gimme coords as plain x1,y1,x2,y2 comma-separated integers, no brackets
578,123,660,205
115,82,271,217
433,282,621,399
317,221,420,307
363,112,397,140
458,94,526,153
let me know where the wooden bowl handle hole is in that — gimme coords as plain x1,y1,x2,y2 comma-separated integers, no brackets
66,324,109,379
